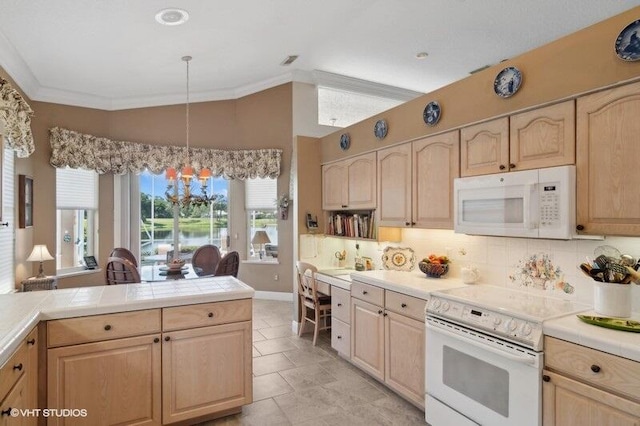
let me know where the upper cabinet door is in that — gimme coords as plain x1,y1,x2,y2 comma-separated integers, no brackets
378,144,412,227
510,100,575,172
460,117,509,177
576,82,640,236
413,131,460,229
322,161,348,210
346,152,377,210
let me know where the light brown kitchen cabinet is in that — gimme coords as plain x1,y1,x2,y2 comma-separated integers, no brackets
1,328,37,426
461,101,575,177
0,375,28,426
576,81,640,236
542,336,640,425
350,297,385,381
322,152,376,210
377,131,459,229
329,286,351,357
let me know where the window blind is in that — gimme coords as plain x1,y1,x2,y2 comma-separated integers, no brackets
56,167,98,209
0,145,15,293
245,178,277,210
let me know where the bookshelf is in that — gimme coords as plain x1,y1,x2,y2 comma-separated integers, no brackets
325,210,376,240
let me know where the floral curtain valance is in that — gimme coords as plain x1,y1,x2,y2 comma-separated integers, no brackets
49,127,282,179
0,77,35,158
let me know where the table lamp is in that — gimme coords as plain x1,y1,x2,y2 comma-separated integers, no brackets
27,244,54,278
251,231,271,260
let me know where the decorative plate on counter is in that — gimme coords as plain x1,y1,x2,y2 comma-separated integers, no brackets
615,19,640,61
374,119,388,140
339,133,351,151
494,66,522,98
577,315,640,332
423,101,441,126
382,246,416,271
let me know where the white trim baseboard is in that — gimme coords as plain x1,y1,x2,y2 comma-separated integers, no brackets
292,320,301,334
254,291,294,301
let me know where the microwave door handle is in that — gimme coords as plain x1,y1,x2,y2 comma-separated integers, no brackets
525,184,537,230
425,322,536,366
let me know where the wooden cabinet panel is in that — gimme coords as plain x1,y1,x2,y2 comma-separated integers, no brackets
346,153,377,209
460,117,509,177
322,162,347,210
576,81,640,236
510,100,575,171
384,311,425,408
162,299,251,331
412,131,460,228
47,309,161,347
0,343,27,401
47,334,161,426
542,370,640,426
384,290,426,321
331,318,350,357
350,298,384,380
378,144,412,226
0,375,28,426
330,286,350,324
350,281,384,306
162,321,252,424
24,328,37,426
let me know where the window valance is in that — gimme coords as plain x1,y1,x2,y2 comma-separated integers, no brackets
49,127,282,179
0,77,35,158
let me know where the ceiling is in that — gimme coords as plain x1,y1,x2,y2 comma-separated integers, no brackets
1,0,639,111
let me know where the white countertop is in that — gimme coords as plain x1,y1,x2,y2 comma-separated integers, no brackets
316,270,352,291
544,311,640,363
0,276,254,367
350,270,468,300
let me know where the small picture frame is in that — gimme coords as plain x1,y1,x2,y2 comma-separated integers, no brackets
18,175,33,228
83,256,98,270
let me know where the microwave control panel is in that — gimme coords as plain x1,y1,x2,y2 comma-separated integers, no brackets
539,184,560,227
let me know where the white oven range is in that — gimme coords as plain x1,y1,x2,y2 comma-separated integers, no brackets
425,285,589,426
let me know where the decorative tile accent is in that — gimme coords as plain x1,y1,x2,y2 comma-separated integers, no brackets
509,252,574,294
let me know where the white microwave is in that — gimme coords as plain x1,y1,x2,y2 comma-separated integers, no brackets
454,165,575,239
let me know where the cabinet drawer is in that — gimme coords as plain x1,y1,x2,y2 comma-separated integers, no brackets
384,290,426,321
331,318,351,357
163,298,252,332
545,336,640,401
331,286,351,324
47,309,161,347
0,340,27,400
351,281,384,306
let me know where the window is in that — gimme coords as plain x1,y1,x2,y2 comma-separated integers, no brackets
0,144,15,293
138,171,229,265
245,178,278,259
56,167,98,273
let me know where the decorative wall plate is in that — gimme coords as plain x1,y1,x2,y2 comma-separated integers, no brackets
615,19,640,61
374,119,388,140
382,246,416,271
494,66,522,98
339,133,350,151
423,101,441,126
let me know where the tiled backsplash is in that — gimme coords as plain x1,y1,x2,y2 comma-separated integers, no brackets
300,230,640,311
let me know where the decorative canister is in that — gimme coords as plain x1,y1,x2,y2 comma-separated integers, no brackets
594,282,631,318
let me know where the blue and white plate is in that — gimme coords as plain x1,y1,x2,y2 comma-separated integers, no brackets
339,133,350,151
615,19,640,61
423,101,441,126
374,119,388,140
494,66,522,98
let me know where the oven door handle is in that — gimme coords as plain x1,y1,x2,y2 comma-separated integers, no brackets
426,322,537,366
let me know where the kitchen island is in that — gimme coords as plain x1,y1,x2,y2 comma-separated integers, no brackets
0,276,254,425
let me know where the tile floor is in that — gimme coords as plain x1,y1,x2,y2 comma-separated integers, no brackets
201,298,426,426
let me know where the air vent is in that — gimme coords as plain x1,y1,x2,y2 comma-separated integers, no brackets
281,55,299,66
469,65,490,75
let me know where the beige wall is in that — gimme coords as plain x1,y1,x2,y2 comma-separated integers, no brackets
320,6,640,163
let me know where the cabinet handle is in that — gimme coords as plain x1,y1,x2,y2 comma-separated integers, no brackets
576,224,585,231
362,290,368,295
27,338,35,345
337,303,342,307
164,336,171,342
591,364,601,373
509,163,516,169
401,303,407,308
337,335,342,339
1,408,12,416
13,363,23,371
378,309,383,315
153,337,160,343
104,324,112,331
411,222,416,226
499,164,506,170
383,312,388,317
542,374,550,382
405,222,410,226
341,205,348,208
208,312,214,318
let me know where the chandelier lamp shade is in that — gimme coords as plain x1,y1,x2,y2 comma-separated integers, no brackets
165,55,217,207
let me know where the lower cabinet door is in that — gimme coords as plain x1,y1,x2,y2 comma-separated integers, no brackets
0,374,28,426
162,321,252,424
542,370,640,426
384,311,425,408
47,334,162,426
331,318,350,357
351,298,384,380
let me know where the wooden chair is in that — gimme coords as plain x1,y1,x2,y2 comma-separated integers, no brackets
105,257,141,285
214,251,240,277
296,261,331,346
109,247,138,267
191,245,222,276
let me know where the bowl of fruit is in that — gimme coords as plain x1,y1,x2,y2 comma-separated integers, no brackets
419,254,450,278
168,258,186,272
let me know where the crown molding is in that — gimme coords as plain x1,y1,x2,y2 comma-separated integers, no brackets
0,30,39,98
312,70,423,101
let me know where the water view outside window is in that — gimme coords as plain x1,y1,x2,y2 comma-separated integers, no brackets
139,170,229,265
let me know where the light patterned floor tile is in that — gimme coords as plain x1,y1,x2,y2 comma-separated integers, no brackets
254,337,299,356
253,353,296,376
253,373,294,401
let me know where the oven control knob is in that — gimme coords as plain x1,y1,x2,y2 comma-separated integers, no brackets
521,323,533,336
432,299,441,310
506,319,518,332
441,302,450,312
493,317,502,326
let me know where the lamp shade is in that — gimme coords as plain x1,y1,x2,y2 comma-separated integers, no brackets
27,244,54,262
251,231,271,245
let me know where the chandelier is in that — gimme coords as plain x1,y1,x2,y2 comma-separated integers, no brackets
165,55,216,207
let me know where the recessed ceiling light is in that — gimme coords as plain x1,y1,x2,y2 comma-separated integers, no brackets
415,52,429,59
155,8,189,26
